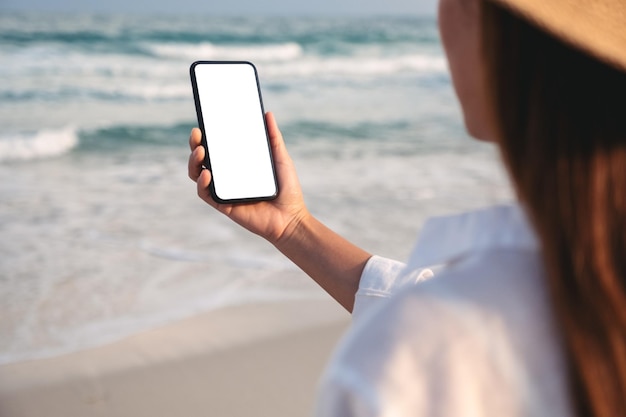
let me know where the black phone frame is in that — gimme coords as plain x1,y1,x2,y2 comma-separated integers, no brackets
189,60,279,204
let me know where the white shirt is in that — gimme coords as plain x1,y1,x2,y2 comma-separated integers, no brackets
315,204,573,417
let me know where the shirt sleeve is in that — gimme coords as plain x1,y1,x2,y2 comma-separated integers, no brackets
316,281,524,417
353,255,433,322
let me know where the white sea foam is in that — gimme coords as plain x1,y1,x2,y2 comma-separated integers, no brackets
263,54,447,78
146,41,304,62
0,127,78,161
1,41,445,105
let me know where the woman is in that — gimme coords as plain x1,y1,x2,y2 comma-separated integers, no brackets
188,0,626,415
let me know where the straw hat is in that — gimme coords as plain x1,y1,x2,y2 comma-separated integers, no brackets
490,0,626,72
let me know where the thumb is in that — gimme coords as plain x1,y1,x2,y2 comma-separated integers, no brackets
265,111,289,162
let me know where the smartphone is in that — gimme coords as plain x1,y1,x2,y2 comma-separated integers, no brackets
190,61,278,203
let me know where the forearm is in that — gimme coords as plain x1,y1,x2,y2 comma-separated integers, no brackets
273,213,371,313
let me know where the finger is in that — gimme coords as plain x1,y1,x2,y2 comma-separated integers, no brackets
196,167,216,207
189,127,202,151
196,169,236,216
188,145,206,182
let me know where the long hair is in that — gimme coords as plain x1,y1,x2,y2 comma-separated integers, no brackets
481,2,626,416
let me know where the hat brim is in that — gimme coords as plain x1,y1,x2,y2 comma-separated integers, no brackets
491,0,626,72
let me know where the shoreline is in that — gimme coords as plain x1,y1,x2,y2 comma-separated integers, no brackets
0,299,350,417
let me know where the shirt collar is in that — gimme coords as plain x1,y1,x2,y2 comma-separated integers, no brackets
406,203,539,270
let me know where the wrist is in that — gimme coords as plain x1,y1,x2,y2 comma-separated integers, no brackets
272,209,314,250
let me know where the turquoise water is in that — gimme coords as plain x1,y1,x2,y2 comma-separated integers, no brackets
0,13,512,363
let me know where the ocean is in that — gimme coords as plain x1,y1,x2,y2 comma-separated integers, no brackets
0,12,512,364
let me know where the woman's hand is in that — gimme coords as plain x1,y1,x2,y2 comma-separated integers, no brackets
188,112,310,245
189,111,371,312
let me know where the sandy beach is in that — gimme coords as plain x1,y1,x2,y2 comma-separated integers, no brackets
0,299,349,417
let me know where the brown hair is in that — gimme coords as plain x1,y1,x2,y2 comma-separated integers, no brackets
481,1,626,416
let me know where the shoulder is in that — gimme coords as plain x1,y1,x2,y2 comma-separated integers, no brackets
316,248,571,417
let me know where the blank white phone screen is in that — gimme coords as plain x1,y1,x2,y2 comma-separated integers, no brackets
193,63,277,201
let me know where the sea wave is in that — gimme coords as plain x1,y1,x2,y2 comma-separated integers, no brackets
78,123,194,150
143,40,446,76
263,54,446,78
0,123,199,162
144,41,304,62
0,127,79,161
0,50,446,103
0,14,438,49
